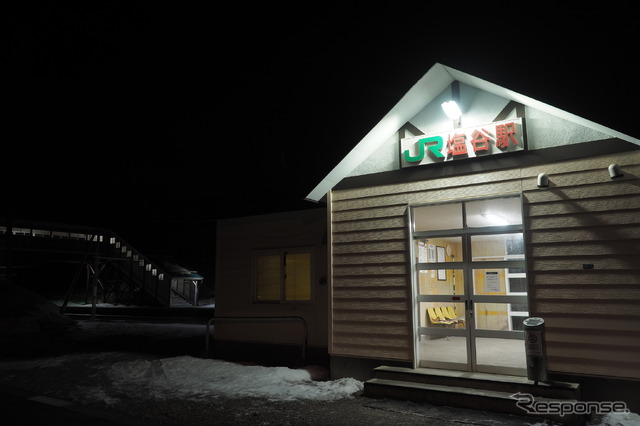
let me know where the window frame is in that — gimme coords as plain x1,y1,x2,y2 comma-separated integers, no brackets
251,246,315,304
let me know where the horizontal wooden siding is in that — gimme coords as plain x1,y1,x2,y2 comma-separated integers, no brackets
522,152,640,379
330,150,640,379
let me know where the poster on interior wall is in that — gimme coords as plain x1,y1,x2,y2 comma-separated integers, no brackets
437,246,446,281
400,118,525,168
428,243,436,262
485,271,501,293
418,240,427,262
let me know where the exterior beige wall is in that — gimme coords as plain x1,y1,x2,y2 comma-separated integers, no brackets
215,208,328,348
329,190,412,361
522,151,640,379
330,149,640,380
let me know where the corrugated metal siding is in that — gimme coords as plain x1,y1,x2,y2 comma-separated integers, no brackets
330,149,640,379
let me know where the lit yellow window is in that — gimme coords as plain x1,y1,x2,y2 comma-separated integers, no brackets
256,255,280,301
284,253,311,301
254,251,312,303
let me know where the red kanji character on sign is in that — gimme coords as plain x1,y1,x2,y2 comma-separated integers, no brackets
496,122,517,149
446,133,467,157
470,129,491,154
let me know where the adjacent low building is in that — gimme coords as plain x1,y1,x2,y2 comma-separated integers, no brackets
214,207,328,366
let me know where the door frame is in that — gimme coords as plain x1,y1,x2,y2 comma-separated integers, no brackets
409,194,528,375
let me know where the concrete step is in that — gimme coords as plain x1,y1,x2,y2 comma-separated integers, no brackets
364,367,586,425
371,365,580,400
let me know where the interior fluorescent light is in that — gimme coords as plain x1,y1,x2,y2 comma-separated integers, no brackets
441,100,462,120
481,213,509,226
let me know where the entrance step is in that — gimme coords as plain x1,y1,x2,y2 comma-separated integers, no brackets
364,366,585,425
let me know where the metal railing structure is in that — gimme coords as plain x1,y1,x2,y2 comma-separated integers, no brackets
171,276,202,306
0,218,201,308
205,316,308,362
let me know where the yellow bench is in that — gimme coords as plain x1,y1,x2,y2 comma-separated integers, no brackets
427,307,455,326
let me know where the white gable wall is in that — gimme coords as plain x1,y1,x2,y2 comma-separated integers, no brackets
346,132,399,177
347,82,615,179
460,85,509,127
525,107,612,149
307,63,639,201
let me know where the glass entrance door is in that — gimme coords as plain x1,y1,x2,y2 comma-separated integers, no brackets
412,196,528,376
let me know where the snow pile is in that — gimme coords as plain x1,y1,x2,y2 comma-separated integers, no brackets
107,356,363,402
0,284,74,336
590,412,640,426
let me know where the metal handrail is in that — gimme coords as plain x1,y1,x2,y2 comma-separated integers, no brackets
205,316,308,361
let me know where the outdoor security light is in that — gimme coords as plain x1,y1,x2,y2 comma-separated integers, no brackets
608,163,623,179
441,100,462,120
537,173,549,188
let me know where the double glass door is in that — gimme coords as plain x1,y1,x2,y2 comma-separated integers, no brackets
412,196,528,376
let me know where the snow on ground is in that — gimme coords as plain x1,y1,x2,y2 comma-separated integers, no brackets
108,356,362,403
3,317,638,425
1,351,361,404
1,347,637,425
1,287,638,425
0,303,363,406
592,413,640,426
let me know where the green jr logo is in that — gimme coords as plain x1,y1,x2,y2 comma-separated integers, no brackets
403,136,444,162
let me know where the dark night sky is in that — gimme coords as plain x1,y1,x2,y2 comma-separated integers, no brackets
6,3,640,274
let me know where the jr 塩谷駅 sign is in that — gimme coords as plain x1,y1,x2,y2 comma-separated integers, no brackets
401,118,525,168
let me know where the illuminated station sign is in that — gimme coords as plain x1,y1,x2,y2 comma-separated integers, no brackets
400,118,525,168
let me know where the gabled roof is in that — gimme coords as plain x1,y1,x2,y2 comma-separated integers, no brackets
305,62,640,202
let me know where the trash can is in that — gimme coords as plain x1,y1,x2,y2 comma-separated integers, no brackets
523,317,548,383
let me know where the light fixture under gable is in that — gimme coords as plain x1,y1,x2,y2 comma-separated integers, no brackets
441,100,462,120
